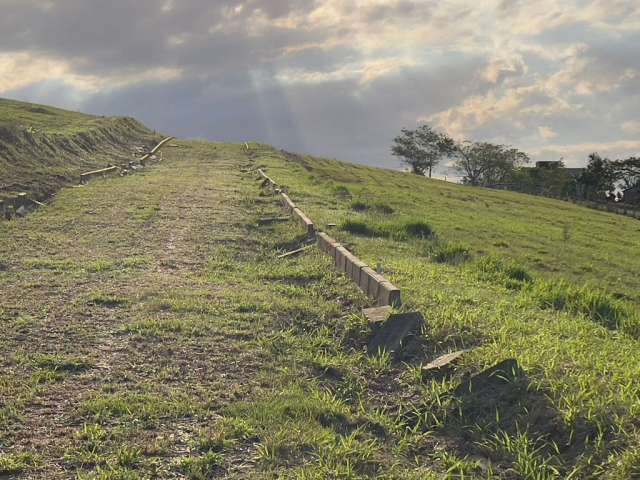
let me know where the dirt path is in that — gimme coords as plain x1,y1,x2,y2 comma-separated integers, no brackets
0,141,275,478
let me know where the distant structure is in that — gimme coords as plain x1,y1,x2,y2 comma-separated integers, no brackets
622,185,640,204
534,161,584,178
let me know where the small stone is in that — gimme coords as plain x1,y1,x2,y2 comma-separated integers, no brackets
363,306,392,324
453,358,521,397
368,311,424,355
421,350,466,379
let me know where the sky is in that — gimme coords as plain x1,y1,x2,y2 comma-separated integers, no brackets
1,0,639,172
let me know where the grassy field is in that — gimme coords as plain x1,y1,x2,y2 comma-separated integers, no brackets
261,149,640,306
0,98,159,201
1,126,640,478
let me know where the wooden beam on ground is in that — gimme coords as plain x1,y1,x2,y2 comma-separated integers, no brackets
80,166,118,183
258,216,290,225
277,244,314,259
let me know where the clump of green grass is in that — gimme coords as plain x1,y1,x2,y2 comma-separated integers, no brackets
88,292,128,308
521,279,639,334
222,382,390,476
340,218,433,240
33,353,91,373
340,220,379,237
403,221,433,237
333,184,351,197
25,258,75,271
81,391,195,424
0,452,37,475
481,429,563,479
474,255,533,289
350,200,394,215
120,318,191,337
428,241,471,264
86,259,116,273
179,451,224,479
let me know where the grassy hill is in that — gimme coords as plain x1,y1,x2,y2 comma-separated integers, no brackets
1,106,640,478
0,98,159,202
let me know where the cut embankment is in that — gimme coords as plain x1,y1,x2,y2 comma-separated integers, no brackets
0,99,160,204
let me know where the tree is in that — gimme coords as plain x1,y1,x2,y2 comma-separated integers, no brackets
512,160,572,197
610,156,640,189
577,153,616,200
453,141,530,186
391,124,455,177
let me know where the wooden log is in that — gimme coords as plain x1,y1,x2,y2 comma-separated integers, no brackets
292,208,315,237
277,244,314,259
139,136,175,163
280,192,296,212
377,281,401,307
80,166,118,183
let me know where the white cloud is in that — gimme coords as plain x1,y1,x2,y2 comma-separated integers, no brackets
531,140,640,165
622,121,640,135
0,52,182,95
274,58,417,86
538,126,557,140
1,0,638,169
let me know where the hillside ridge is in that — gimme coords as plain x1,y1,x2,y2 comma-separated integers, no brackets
0,98,160,202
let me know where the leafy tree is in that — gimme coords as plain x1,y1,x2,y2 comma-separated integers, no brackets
610,156,640,189
453,141,530,186
512,160,573,197
391,124,455,177
577,153,616,200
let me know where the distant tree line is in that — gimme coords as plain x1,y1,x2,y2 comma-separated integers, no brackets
391,123,640,203
391,124,530,184
511,153,640,201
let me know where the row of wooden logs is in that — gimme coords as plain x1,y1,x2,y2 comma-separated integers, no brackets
1,137,176,220
256,167,401,308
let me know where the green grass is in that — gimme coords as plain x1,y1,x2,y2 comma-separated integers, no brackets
340,218,433,240
2,120,640,478
264,149,640,305
0,452,38,475
0,97,99,134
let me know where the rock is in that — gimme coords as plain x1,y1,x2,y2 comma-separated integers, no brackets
368,311,424,355
453,358,522,397
362,306,392,324
15,205,28,217
421,350,466,379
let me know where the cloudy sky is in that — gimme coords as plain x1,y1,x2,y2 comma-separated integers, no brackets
1,0,639,171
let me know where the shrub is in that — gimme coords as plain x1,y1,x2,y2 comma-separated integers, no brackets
403,221,433,238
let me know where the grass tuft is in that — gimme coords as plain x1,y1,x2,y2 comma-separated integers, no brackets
429,241,471,264
521,279,640,334
475,255,533,289
179,451,224,479
0,452,37,475
350,200,394,214
33,354,91,373
340,218,434,240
